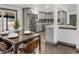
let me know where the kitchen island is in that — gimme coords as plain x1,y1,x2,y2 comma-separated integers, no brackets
45,25,78,45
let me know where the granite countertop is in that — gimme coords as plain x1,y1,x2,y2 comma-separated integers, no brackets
45,25,76,30
59,25,76,30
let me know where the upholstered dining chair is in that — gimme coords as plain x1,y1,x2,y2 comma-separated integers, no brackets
0,37,3,42
19,38,39,54
0,39,13,54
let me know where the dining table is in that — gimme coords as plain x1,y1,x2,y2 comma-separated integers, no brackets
1,32,41,54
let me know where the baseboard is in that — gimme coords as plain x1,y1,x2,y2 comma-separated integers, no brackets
46,41,58,46
46,40,76,48
58,41,76,48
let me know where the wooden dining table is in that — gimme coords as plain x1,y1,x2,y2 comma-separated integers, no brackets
1,32,41,54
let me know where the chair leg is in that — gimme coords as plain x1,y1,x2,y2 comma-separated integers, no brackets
11,52,12,54
33,50,36,54
33,52,35,54
11,51,13,54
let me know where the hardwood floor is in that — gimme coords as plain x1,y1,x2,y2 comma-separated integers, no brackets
42,43,79,54
37,32,79,54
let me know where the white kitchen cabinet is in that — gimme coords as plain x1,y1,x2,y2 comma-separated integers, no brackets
36,23,42,32
45,26,54,43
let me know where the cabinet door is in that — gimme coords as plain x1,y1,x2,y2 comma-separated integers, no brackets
36,23,42,32
45,27,54,42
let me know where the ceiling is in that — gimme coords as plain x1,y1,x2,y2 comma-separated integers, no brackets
1,4,77,13
4,4,54,12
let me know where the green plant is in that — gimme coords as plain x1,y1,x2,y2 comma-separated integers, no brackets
13,20,20,30
72,19,76,26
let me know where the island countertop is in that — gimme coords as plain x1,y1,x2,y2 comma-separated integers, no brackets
45,25,54,28
58,25,76,30
45,25,76,30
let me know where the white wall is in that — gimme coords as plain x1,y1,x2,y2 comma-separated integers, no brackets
77,5,79,32
61,4,77,15
76,5,79,48
0,4,23,30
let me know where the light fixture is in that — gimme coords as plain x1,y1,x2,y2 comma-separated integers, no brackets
31,8,38,14
46,5,49,12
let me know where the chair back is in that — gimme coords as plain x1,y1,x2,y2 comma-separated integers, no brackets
0,39,13,54
0,37,3,42
23,38,39,52
0,42,8,51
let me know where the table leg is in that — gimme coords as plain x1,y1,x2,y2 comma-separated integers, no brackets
39,35,41,54
13,44,19,54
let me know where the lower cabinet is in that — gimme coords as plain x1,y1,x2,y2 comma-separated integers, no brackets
45,26,54,43
36,23,42,32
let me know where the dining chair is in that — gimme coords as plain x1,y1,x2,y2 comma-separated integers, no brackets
19,38,39,54
0,37,3,42
0,39,13,54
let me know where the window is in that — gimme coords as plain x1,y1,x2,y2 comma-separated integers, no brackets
0,8,17,31
58,11,67,25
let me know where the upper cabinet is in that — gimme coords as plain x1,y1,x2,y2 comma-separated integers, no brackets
39,12,53,19
38,12,54,24
39,12,45,19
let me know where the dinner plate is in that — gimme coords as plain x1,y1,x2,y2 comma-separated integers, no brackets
23,31,32,35
0,31,9,35
8,33,19,39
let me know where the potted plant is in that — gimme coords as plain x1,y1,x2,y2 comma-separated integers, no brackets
13,20,20,33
